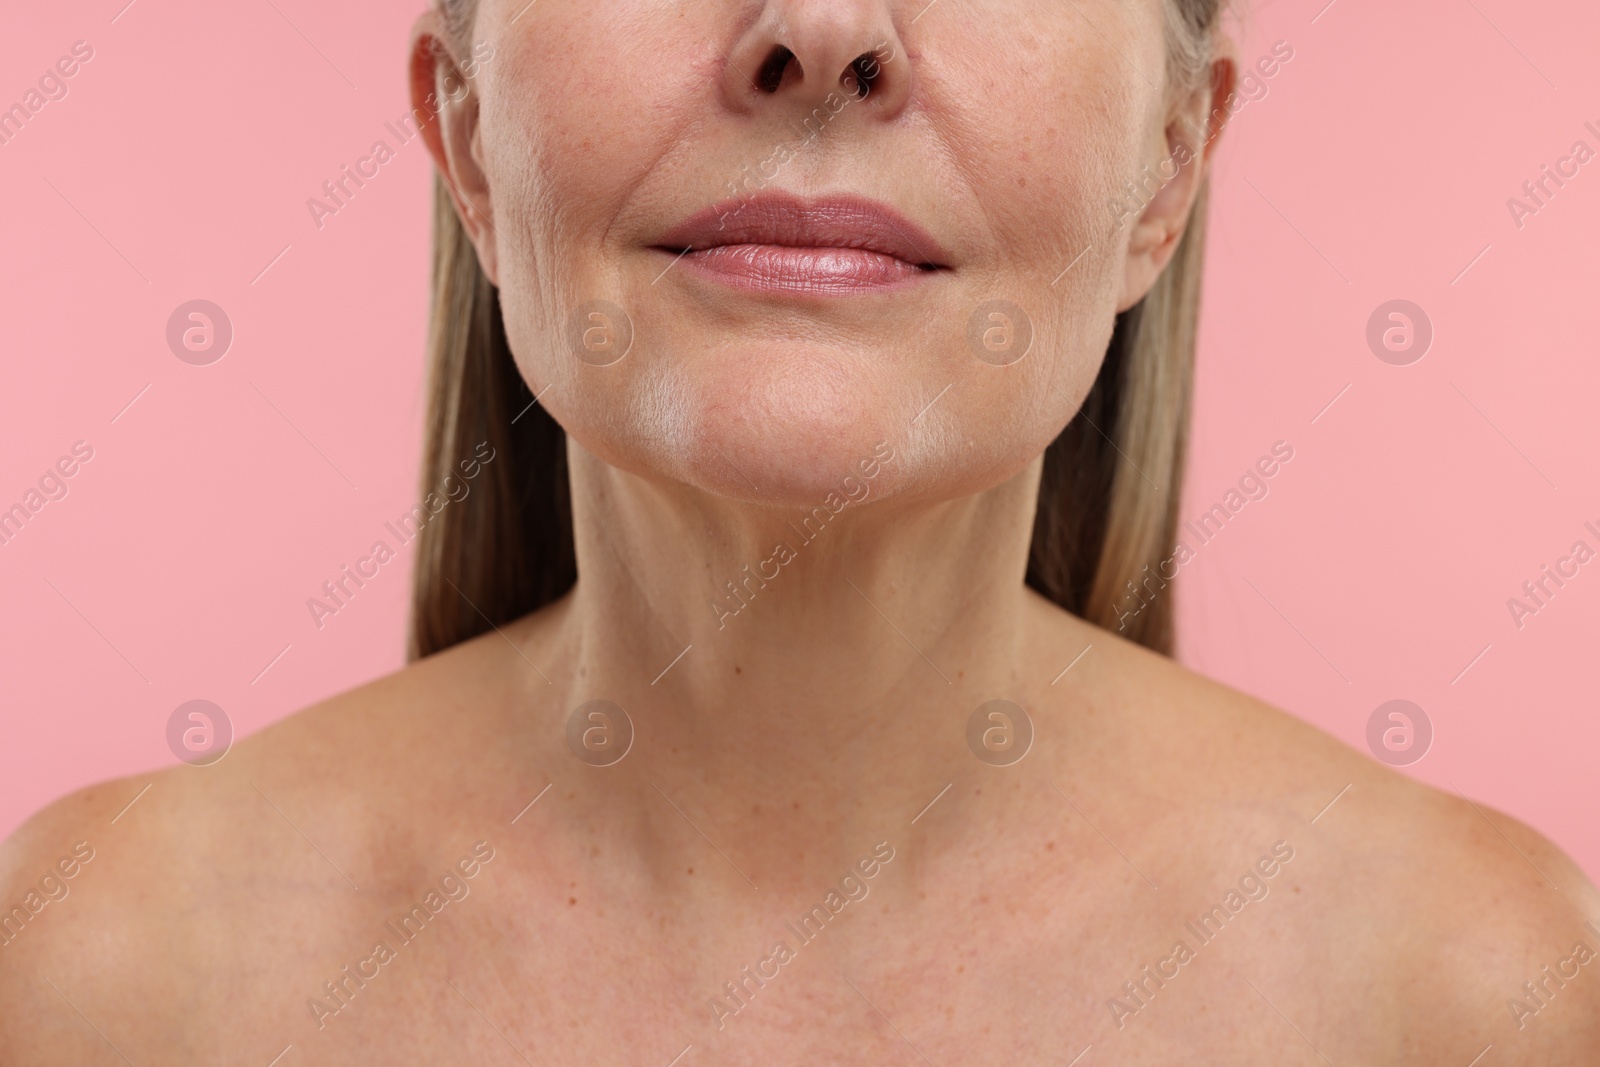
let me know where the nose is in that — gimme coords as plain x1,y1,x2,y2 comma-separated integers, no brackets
721,0,912,119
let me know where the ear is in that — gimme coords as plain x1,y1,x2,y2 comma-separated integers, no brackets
409,12,500,285
1116,46,1238,313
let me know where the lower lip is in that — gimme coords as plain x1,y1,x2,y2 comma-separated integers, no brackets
661,244,936,294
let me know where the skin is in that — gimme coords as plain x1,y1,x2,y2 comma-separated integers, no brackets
3,1,1598,1062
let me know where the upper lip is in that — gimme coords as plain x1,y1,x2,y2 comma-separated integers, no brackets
654,191,950,269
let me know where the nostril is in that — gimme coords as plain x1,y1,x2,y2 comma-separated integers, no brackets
844,53,881,99
756,46,796,93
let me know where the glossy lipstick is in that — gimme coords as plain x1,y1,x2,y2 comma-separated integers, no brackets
654,193,949,295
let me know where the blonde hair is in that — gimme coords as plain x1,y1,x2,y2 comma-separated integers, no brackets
408,0,1230,661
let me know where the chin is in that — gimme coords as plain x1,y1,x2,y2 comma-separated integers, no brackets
639,340,917,507
532,317,1053,511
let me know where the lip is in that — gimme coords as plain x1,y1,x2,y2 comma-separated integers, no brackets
653,192,950,295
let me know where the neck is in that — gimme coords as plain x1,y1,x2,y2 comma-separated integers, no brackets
536,439,1050,890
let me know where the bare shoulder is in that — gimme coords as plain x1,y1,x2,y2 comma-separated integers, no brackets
0,767,212,1060
1035,602,1600,1058
0,610,559,1060
1404,803,1600,1061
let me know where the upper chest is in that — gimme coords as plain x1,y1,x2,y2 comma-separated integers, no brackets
190,838,1389,1067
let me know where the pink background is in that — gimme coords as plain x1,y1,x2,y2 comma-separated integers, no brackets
2,1,1596,879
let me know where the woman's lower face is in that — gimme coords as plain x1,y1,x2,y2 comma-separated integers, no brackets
442,0,1187,509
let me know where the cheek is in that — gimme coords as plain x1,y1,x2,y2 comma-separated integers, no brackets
484,81,634,313
926,9,1154,265
909,18,1153,455
483,20,711,385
